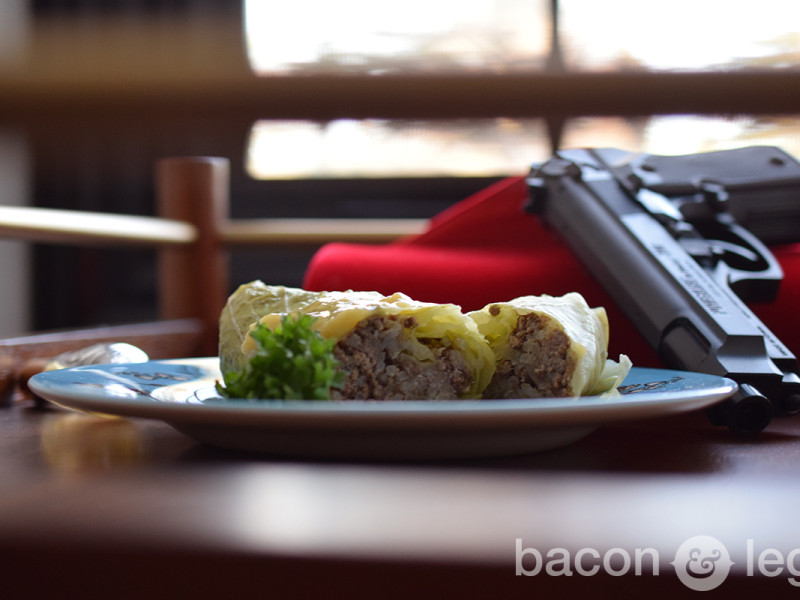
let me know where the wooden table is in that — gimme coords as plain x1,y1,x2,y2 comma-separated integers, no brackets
2,387,800,598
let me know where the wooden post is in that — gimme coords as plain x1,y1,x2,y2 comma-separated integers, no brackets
156,157,229,357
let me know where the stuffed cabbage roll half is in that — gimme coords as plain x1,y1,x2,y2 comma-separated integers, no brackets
219,281,496,400
468,293,630,399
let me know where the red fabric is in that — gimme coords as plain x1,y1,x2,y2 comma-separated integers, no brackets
303,176,800,368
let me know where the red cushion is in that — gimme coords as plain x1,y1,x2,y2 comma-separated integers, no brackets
303,176,800,367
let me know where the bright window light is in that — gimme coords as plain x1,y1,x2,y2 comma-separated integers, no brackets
246,119,550,179
559,0,800,71
245,0,550,75
563,116,800,161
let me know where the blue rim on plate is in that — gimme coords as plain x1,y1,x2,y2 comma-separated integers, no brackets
29,358,736,459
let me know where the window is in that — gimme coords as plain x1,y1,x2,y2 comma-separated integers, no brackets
244,0,800,179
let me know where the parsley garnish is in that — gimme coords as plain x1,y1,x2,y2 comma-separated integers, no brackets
216,314,343,400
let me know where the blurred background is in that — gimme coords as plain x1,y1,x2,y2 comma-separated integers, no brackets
1,0,799,335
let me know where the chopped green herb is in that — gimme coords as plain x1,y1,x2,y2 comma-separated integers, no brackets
216,314,343,400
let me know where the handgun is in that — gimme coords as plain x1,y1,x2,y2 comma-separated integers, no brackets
527,146,800,434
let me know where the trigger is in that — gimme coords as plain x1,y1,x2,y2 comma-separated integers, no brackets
708,240,761,268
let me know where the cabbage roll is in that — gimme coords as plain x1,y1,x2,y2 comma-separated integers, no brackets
468,293,629,398
219,281,496,400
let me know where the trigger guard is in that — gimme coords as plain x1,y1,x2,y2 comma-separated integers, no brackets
719,223,783,303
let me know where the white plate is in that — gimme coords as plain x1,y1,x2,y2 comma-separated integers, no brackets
29,358,736,459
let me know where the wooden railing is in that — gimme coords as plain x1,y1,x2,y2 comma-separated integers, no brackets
4,71,800,122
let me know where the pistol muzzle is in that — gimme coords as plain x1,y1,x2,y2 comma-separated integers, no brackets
707,383,772,435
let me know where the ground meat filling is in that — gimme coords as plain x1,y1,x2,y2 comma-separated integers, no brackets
331,314,472,400
483,312,576,399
